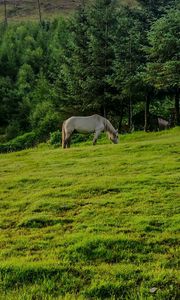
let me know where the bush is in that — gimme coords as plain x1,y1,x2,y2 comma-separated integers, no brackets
71,133,93,144
30,102,60,139
50,130,61,146
49,130,93,147
5,120,22,140
37,112,60,139
0,131,38,153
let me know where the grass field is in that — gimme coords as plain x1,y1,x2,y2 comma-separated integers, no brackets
0,128,180,299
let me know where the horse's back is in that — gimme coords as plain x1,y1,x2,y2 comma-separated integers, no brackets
64,114,104,133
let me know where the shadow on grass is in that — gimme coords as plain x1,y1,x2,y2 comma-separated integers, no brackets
18,216,73,228
61,236,169,264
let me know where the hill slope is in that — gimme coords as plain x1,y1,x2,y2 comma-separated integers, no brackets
0,0,81,22
0,0,137,22
0,128,180,299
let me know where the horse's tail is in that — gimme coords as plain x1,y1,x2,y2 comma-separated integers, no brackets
62,122,65,148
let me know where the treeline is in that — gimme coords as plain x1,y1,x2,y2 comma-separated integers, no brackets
0,0,179,147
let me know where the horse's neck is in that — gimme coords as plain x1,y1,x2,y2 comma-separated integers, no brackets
104,118,115,134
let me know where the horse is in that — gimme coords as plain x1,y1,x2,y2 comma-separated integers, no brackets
157,117,170,130
62,114,118,148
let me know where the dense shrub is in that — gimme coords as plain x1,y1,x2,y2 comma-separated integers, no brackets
0,131,38,153
5,120,22,140
71,133,93,144
49,130,93,147
50,130,61,146
30,102,60,139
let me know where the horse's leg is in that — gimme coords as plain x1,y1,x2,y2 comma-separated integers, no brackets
62,135,67,148
66,136,71,148
62,130,68,149
65,132,72,148
62,123,69,148
64,139,68,148
93,130,101,145
63,134,68,148
62,124,65,148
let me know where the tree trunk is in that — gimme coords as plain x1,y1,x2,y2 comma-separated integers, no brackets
128,95,133,131
175,88,180,126
144,94,150,132
37,0,42,25
128,34,133,132
4,0,7,26
118,103,124,131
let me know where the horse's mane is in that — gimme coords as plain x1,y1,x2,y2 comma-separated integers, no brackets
104,118,116,134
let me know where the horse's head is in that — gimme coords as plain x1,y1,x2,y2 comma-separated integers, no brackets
108,129,119,144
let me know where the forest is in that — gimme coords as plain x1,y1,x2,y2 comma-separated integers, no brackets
0,0,179,151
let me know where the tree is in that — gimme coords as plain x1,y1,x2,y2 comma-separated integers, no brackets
138,0,178,20
61,3,90,112
58,0,118,116
0,76,18,128
0,22,52,136
48,17,76,115
146,8,180,125
109,7,145,129
84,0,117,116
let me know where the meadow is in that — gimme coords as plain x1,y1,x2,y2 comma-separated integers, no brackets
0,128,180,299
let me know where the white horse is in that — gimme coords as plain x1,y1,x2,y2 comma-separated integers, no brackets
62,114,118,148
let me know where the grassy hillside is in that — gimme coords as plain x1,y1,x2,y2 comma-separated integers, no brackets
0,0,81,22
0,0,137,22
0,128,180,299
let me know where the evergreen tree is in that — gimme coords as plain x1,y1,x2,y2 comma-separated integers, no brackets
146,8,180,125
84,0,117,115
48,18,75,114
0,22,52,136
0,76,18,128
109,7,145,129
59,0,117,116
138,0,177,20
63,3,90,112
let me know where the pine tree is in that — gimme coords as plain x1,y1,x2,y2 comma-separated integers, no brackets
138,0,177,20
84,0,117,116
60,0,117,116
65,3,90,111
109,7,145,129
146,8,180,125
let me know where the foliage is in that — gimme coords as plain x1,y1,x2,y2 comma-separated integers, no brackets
83,0,117,113
138,0,178,19
0,131,38,153
5,120,22,140
50,130,61,146
146,8,180,90
0,0,179,147
108,6,146,123
145,8,180,124
0,76,18,128
30,101,60,139
50,130,95,147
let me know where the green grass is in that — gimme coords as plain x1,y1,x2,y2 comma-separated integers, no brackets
0,128,180,299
